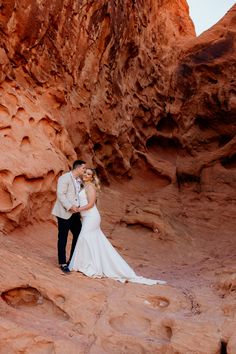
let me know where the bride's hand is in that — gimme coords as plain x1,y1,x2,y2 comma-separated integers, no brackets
69,205,80,213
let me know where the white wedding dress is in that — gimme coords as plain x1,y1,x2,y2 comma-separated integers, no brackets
69,188,166,285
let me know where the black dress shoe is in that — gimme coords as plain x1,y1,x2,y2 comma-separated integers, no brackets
60,265,70,273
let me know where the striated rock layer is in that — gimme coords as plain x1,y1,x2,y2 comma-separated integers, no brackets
0,0,235,353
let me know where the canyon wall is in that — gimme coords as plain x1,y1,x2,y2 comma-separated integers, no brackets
0,2,235,353
0,0,196,232
0,0,235,233
169,7,236,196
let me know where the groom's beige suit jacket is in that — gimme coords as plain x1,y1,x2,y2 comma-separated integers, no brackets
52,172,80,220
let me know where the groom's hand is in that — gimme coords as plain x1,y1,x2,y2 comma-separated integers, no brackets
69,205,79,213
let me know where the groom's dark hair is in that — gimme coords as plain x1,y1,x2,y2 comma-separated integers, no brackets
72,160,86,169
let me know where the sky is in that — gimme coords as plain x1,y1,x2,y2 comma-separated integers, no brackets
186,0,236,35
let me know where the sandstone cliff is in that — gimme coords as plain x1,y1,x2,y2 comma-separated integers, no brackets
0,0,195,231
0,1,235,353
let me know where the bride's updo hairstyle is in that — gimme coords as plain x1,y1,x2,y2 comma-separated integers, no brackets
87,168,101,191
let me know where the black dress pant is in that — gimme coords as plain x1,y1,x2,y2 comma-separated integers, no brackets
57,213,82,265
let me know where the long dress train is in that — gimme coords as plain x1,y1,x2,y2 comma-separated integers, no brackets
69,189,166,285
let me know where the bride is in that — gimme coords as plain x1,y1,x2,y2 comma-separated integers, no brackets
69,168,166,285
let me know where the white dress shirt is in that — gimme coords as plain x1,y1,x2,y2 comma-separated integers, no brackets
70,173,82,203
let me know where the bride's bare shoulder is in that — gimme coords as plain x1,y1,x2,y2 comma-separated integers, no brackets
85,183,96,192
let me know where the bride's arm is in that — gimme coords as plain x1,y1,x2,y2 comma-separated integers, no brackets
78,185,96,212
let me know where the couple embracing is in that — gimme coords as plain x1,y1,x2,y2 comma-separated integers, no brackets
52,160,166,285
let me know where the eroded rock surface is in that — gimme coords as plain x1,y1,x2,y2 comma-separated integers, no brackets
0,183,235,353
0,1,235,232
0,0,195,231
0,1,235,353
169,7,236,196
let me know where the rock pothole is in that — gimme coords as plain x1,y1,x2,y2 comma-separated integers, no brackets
144,295,170,309
1,286,69,321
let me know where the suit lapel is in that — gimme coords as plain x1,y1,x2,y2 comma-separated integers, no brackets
69,172,77,193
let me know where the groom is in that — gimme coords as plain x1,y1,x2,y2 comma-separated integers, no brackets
52,160,86,273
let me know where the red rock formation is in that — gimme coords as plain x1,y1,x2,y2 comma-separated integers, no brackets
0,79,76,232
0,1,236,353
168,6,236,196
0,0,195,231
